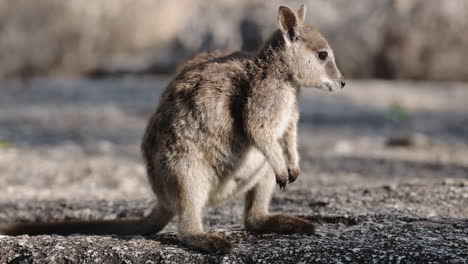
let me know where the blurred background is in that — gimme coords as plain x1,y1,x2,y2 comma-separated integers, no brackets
0,0,467,219
1,0,468,80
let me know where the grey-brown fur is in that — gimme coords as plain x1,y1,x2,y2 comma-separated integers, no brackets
1,5,344,254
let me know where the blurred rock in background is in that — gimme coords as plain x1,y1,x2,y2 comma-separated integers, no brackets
0,0,195,78
0,0,467,81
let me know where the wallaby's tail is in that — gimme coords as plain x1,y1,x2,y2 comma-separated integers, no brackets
0,205,174,236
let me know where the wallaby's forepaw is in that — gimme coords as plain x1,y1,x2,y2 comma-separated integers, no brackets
180,233,233,254
247,214,315,235
287,167,300,183
276,173,288,190
276,167,299,189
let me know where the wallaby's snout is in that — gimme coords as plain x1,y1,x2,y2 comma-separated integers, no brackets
277,5,344,92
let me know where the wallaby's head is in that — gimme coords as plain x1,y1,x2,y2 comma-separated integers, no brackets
277,5,345,91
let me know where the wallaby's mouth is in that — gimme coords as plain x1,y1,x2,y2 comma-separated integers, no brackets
319,80,345,92
302,83,337,92
301,79,345,92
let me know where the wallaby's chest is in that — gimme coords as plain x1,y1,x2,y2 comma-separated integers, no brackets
270,86,297,138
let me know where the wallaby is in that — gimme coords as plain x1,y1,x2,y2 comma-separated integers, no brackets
0,5,344,253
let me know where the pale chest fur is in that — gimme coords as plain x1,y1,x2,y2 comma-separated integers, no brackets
274,85,297,138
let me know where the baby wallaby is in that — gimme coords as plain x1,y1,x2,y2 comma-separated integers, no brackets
1,5,344,253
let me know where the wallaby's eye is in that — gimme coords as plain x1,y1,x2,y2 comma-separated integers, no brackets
317,51,328,61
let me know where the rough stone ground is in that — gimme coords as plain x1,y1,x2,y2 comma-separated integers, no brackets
0,78,467,263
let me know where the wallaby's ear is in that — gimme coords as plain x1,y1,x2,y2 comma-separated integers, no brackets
297,4,306,24
278,6,299,43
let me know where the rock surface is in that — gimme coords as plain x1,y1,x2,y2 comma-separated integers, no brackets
1,197,467,263
0,78,467,263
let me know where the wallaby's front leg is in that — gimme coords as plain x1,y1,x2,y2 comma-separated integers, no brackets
282,116,300,183
245,87,301,189
244,98,292,188
246,129,289,188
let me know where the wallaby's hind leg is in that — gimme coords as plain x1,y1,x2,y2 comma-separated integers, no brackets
244,170,315,234
175,166,232,254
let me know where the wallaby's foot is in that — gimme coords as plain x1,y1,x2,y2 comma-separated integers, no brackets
179,233,233,254
246,214,315,235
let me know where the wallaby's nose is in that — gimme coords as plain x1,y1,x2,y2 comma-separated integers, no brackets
340,80,346,89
